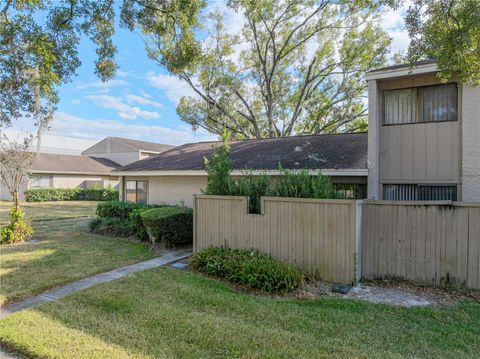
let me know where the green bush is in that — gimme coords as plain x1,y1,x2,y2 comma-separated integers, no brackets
0,208,33,244
203,131,234,196
203,138,346,214
96,201,159,220
129,208,151,241
25,187,119,202
88,217,135,237
190,247,303,293
140,206,193,247
232,172,271,213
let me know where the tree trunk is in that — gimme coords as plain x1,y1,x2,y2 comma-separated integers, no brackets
13,190,19,212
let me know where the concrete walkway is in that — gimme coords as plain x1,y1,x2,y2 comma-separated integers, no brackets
0,248,192,319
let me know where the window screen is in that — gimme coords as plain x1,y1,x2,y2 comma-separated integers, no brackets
383,184,457,201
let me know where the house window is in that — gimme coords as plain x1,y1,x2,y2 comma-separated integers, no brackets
29,175,52,188
383,84,457,125
383,184,457,201
125,180,148,203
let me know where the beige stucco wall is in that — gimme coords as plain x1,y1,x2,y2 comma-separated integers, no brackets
123,176,207,208
462,85,480,202
35,174,119,190
122,175,367,208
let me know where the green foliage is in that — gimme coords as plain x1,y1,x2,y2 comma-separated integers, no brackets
140,207,193,248
96,201,161,220
231,171,271,214
128,208,151,242
203,132,234,196
202,146,345,213
25,187,118,202
176,1,391,138
0,208,33,244
190,247,303,293
270,168,342,200
1,0,205,128
405,0,480,85
88,217,134,238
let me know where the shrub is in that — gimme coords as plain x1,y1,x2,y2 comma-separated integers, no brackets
203,130,234,196
25,187,119,202
96,201,162,220
129,208,150,241
190,247,303,293
0,208,33,244
232,171,271,213
88,217,135,237
269,168,343,200
140,206,193,247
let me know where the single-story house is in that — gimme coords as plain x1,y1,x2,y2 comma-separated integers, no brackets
115,133,368,207
0,137,173,201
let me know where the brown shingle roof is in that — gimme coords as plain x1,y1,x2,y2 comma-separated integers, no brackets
116,133,368,172
111,137,174,153
29,153,119,174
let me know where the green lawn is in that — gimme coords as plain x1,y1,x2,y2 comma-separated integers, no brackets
0,218,153,306
0,201,99,224
1,267,479,359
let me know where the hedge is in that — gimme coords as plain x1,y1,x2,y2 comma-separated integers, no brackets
25,187,118,202
190,247,303,293
96,201,163,220
140,206,193,247
88,217,135,237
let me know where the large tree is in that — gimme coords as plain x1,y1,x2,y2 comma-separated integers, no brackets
404,0,480,85
150,1,391,138
0,0,205,129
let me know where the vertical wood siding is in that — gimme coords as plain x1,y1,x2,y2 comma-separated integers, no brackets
194,195,358,284
361,201,480,289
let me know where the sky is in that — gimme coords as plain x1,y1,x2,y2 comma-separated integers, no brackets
5,1,412,153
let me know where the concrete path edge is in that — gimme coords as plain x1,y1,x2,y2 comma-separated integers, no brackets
0,248,192,319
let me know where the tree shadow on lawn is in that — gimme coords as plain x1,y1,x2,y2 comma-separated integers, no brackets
2,267,479,359
0,221,153,306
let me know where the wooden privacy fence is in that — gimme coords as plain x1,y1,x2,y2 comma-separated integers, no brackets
361,201,480,288
194,195,361,284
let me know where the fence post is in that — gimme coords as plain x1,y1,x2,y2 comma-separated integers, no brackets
355,200,364,284
193,194,197,253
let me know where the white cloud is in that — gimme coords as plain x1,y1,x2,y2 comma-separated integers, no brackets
75,79,128,91
125,94,164,108
147,73,197,104
50,112,217,145
87,94,160,120
380,1,412,55
71,99,81,105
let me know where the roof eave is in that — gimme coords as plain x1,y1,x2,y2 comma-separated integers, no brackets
366,63,438,81
115,169,368,177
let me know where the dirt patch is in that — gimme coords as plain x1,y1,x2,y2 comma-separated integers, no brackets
296,279,480,306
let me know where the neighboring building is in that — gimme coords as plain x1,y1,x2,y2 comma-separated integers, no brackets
0,153,120,201
0,136,173,201
28,153,120,190
366,60,480,202
82,137,173,166
115,133,368,207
